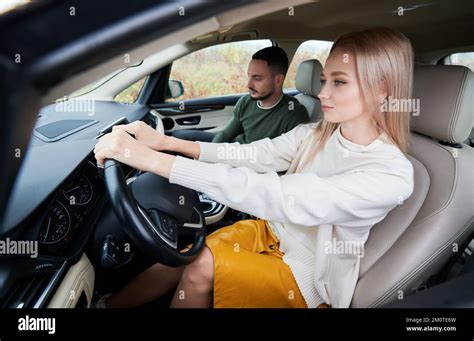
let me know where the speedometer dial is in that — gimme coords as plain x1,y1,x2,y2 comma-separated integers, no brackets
62,175,93,205
39,201,71,244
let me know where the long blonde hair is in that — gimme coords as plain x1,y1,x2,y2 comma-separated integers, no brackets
304,27,414,164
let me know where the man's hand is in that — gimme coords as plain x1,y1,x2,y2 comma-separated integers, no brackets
94,129,172,175
111,121,168,151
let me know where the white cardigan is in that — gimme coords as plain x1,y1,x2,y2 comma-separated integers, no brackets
169,123,414,308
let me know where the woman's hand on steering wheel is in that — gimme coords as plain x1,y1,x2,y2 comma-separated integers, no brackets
94,129,159,171
111,121,169,151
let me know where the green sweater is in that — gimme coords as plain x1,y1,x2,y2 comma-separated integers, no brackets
212,94,309,144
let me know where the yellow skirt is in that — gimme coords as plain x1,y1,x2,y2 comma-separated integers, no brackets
205,219,329,308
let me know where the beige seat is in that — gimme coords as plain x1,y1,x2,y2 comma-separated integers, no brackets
294,59,323,122
351,65,474,307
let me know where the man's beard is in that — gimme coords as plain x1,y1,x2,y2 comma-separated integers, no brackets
249,88,274,101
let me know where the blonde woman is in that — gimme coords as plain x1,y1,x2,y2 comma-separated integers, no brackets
94,27,415,308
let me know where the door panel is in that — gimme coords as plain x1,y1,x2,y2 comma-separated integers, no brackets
152,90,299,134
152,106,234,133
47,254,95,308
152,94,243,133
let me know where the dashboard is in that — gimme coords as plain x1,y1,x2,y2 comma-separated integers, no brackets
33,148,227,257
2,110,227,260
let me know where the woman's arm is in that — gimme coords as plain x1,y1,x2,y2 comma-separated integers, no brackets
168,156,414,227
94,128,414,227
110,121,201,159
162,136,201,159
195,123,315,173
112,120,316,173
94,128,177,178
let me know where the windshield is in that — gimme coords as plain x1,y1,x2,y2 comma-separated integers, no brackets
60,60,143,101
66,69,123,99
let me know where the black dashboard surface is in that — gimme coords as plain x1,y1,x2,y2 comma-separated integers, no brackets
2,139,97,235
1,99,150,235
31,100,149,147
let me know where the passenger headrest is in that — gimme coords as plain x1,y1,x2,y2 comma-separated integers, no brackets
295,59,323,96
412,65,473,143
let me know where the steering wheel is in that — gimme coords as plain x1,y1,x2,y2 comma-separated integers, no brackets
103,159,206,267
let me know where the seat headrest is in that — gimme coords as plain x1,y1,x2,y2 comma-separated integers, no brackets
295,59,323,96
412,65,473,143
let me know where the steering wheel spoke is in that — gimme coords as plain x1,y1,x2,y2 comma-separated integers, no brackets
181,207,205,230
137,205,178,250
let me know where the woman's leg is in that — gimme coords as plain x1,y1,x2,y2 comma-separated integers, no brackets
105,262,185,308
170,247,214,308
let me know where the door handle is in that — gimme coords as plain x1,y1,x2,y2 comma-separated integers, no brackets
176,116,201,126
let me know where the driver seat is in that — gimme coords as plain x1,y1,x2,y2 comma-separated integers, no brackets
350,65,474,307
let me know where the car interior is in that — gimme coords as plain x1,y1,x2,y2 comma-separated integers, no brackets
0,0,473,310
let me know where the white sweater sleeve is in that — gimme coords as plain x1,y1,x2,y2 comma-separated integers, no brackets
197,123,314,173
169,155,414,227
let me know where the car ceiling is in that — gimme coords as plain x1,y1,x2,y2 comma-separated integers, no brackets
187,0,474,63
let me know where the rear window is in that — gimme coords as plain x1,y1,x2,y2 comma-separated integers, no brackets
284,40,333,90
443,52,474,72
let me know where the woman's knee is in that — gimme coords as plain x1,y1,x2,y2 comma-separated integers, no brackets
181,247,214,292
145,262,184,284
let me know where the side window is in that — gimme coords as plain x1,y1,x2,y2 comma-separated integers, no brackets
284,40,333,90
114,76,147,103
167,39,272,101
444,52,474,72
